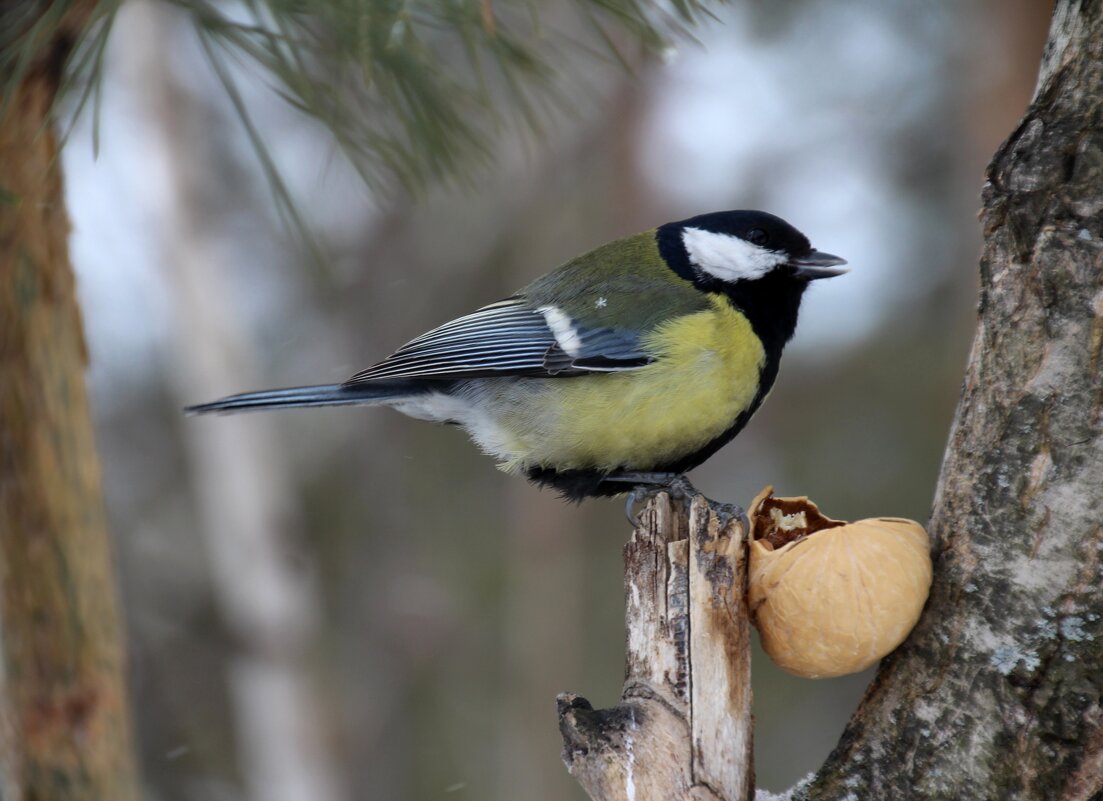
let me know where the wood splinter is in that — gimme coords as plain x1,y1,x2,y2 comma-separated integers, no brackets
558,493,753,801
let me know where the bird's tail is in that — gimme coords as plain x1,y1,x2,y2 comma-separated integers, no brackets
185,381,426,415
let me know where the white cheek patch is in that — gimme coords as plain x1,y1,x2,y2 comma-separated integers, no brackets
682,227,787,282
538,305,583,357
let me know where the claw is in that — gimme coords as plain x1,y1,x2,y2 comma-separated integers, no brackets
616,474,694,529
624,489,643,529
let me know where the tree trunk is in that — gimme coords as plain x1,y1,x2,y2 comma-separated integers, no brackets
132,6,347,799
0,7,139,801
805,1,1103,797
561,3,1103,800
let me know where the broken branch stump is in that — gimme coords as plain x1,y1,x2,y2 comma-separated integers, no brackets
558,493,753,801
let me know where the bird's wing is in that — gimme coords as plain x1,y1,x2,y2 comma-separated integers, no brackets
345,296,654,383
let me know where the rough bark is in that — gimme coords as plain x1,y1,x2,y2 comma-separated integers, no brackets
558,494,753,801
0,5,139,800
560,3,1103,800
802,1,1103,798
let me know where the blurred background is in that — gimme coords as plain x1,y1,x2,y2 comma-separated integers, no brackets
63,1,1050,799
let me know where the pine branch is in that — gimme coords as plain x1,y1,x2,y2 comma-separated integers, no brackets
1,0,718,197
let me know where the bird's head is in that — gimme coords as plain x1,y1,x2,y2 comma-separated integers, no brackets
659,210,847,290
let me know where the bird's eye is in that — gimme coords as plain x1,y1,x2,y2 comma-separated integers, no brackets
748,228,770,247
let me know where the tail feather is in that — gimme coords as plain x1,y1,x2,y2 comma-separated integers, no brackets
185,381,425,415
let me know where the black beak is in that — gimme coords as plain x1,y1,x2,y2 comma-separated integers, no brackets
791,250,848,280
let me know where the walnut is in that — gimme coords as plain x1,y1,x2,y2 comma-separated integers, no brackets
747,486,932,679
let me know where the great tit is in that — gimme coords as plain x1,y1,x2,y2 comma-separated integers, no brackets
187,210,846,501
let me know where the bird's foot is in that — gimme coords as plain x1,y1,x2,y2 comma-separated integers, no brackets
605,472,749,532
605,472,698,528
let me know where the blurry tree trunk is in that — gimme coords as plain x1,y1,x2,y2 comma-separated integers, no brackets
562,3,1103,800
497,489,583,801
0,6,139,801
128,5,348,801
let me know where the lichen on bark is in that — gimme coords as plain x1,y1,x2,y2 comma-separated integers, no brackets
802,2,1103,799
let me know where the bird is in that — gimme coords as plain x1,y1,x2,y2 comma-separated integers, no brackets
187,210,846,504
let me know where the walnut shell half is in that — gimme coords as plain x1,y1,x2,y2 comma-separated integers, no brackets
747,486,932,679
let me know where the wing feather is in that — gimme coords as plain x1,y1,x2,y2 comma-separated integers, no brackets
345,297,652,383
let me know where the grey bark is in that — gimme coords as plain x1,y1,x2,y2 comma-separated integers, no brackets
560,2,1103,800
803,1,1103,798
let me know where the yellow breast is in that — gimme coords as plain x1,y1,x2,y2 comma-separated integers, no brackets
512,295,766,471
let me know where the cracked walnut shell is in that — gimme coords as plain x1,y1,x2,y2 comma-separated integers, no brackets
747,487,932,678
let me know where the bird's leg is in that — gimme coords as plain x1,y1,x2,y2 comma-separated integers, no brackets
604,471,684,490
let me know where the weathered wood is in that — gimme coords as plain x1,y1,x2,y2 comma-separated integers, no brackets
559,494,752,801
688,498,752,797
0,5,139,800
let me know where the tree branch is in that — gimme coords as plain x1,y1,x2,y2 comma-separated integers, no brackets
559,494,753,801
